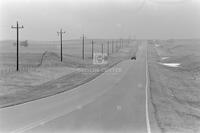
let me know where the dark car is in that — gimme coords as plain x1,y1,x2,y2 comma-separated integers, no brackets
131,56,136,60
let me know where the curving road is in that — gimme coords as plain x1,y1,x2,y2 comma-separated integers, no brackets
0,43,151,133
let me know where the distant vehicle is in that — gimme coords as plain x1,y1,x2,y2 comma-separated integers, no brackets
131,56,136,60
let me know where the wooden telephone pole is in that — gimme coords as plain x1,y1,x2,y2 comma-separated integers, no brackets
92,40,94,59
82,34,86,60
112,40,114,53
107,41,109,56
116,40,118,52
11,21,24,71
101,43,104,54
57,29,65,62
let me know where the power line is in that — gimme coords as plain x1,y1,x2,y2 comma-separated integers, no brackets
11,21,24,71
57,29,65,62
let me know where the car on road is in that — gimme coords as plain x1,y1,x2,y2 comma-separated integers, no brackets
131,56,136,60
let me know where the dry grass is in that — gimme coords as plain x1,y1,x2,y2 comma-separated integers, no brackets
0,40,138,108
148,39,200,133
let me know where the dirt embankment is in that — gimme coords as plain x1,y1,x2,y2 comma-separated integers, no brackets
148,40,200,133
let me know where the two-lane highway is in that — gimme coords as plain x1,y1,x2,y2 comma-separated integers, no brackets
0,43,151,133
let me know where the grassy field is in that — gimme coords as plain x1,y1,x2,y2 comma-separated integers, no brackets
0,39,138,108
148,39,200,133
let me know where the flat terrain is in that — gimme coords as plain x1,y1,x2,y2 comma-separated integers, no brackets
148,39,200,133
0,43,148,133
3,39,200,133
0,39,138,108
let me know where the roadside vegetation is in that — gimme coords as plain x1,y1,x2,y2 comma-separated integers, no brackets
148,39,200,133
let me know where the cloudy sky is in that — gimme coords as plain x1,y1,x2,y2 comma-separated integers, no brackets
0,0,200,41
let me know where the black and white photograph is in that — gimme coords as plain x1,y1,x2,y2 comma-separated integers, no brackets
0,0,200,133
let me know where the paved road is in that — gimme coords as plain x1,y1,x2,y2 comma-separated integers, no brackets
0,44,150,133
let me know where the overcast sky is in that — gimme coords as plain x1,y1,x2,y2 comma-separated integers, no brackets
0,0,200,41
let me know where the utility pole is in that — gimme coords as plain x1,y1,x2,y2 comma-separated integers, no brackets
116,40,118,52
101,43,104,54
57,29,65,62
107,41,109,56
11,21,24,71
119,39,120,49
128,38,130,45
91,40,94,59
118,44,119,50
120,39,123,48
82,34,85,60
112,40,114,53
121,39,124,48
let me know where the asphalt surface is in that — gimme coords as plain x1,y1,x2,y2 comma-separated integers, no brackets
0,44,149,133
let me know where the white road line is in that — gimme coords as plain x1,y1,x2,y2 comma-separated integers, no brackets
145,44,152,133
